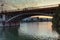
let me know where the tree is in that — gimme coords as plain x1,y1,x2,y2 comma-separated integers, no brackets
52,4,60,34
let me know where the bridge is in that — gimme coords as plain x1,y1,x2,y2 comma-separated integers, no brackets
1,5,58,22
0,4,60,34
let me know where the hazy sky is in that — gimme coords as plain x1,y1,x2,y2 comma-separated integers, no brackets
31,16,53,18
0,0,60,11
6,0,60,5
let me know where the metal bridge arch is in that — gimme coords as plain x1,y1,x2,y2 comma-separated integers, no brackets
6,12,53,22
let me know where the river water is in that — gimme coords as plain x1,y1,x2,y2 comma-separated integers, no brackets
0,22,59,40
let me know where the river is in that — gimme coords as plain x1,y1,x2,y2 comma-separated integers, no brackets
0,22,59,40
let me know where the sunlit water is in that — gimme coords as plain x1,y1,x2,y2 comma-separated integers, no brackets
0,22,59,40
18,22,59,40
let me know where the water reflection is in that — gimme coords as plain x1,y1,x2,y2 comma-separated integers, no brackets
0,22,59,40
18,22,59,39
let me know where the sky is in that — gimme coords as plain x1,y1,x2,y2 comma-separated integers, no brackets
31,16,53,18
0,0,60,11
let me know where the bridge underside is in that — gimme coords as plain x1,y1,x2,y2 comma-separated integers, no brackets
5,12,53,22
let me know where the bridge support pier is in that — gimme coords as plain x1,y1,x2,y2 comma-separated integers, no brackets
52,6,60,34
2,14,6,30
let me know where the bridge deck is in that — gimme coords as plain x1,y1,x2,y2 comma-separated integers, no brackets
0,5,59,15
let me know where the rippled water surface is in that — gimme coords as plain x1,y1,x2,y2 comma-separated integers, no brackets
0,22,59,40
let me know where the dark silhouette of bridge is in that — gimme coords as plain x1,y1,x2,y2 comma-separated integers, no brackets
0,5,58,22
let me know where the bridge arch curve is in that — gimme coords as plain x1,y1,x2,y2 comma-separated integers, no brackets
6,12,53,22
